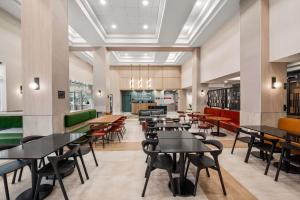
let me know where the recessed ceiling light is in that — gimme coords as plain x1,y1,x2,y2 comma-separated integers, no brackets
100,0,107,5
224,80,228,84
143,24,149,30
142,0,149,6
111,24,117,29
195,1,202,6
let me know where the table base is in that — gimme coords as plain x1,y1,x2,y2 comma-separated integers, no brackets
273,162,300,174
16,184,53,200
211,132,227,137
168,178,195,196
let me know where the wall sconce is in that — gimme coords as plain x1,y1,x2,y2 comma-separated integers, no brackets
98,90,102,96
200,89,205,96
20,85,22,94
272,77,281,89
29,77,40,90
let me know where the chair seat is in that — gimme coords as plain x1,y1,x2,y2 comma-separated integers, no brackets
93,132,107,137
78,146,91,156
150,154,173,170
0,160,30,176
188,154,215,169
253,142,281,153
38,160,75,176
238,136,253,144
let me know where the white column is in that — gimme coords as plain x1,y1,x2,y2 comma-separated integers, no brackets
93,47,110,113
22,0,69,136
240,0,287,126
192,48,202,112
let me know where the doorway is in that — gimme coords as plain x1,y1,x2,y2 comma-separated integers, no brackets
122,91,132,112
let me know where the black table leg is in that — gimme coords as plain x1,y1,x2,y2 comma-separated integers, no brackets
211,121,227,137
169,153,194,196
16,159,53,200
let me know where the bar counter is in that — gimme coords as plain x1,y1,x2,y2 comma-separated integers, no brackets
131,102,156,114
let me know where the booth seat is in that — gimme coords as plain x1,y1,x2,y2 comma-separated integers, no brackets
64,109,97,133
0,116,23,145
265,118,300,154
204,107,240,133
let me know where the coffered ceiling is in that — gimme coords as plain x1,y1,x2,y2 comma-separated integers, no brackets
0,0,239,65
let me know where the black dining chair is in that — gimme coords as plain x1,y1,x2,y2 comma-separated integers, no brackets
231,128,259,154
70,135,99,180
34,144,84,200
0,144,31,200
141,140,175,197
275,133,300,181
245,133,281,175
185,140,226,196
12,135,46,184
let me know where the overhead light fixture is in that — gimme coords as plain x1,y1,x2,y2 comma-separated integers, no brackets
272,77,282,89
142,0,149,6
111,24,117,29
195,0,202,6
143,24,149,30
224,80,228,84
100,0,107,5
29,77,40,90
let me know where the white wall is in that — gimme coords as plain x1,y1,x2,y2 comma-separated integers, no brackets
200,12,240,83
181,56,192,88
69,53,93,85
0,9,22,111
269,0,300,62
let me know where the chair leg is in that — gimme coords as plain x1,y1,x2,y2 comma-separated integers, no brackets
18,167,24,182
141,167,151,197
55,172,69,200
53,174,56,186
167,170,176,197
11,170,17,184
33,175,43,200
89,142,99,167
244,138,254,163
74,156,84,184
265,147,275,175
231,131,240,154
144,166,150,178
184,160,190,179
78,152,89,180
3,174,10,200
217,168,227,195
275,150,285,181
193,167,201,196
205,168,210,177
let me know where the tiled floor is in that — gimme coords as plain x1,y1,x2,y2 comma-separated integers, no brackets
0,114,299,200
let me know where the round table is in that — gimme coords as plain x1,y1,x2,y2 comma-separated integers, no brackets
206,116,231,137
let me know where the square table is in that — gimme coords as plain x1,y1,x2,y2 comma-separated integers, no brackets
0,133,85,200
157,130,195,139
158,138,211,196
242,125,287,139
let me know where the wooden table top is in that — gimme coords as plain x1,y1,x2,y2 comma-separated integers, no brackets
89,115,123,124
206,116,231,121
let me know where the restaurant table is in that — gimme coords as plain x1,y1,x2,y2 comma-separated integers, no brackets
157,130,195,139
242,125,299,174
158,138,211,196
156,122,182,130
88,115,123,124
0,133,85,200
206,116,231,137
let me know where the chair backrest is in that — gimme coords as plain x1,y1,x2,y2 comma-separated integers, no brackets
203,140,223,157
48,144,80,165
21,135,44,145
141,140,159,157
